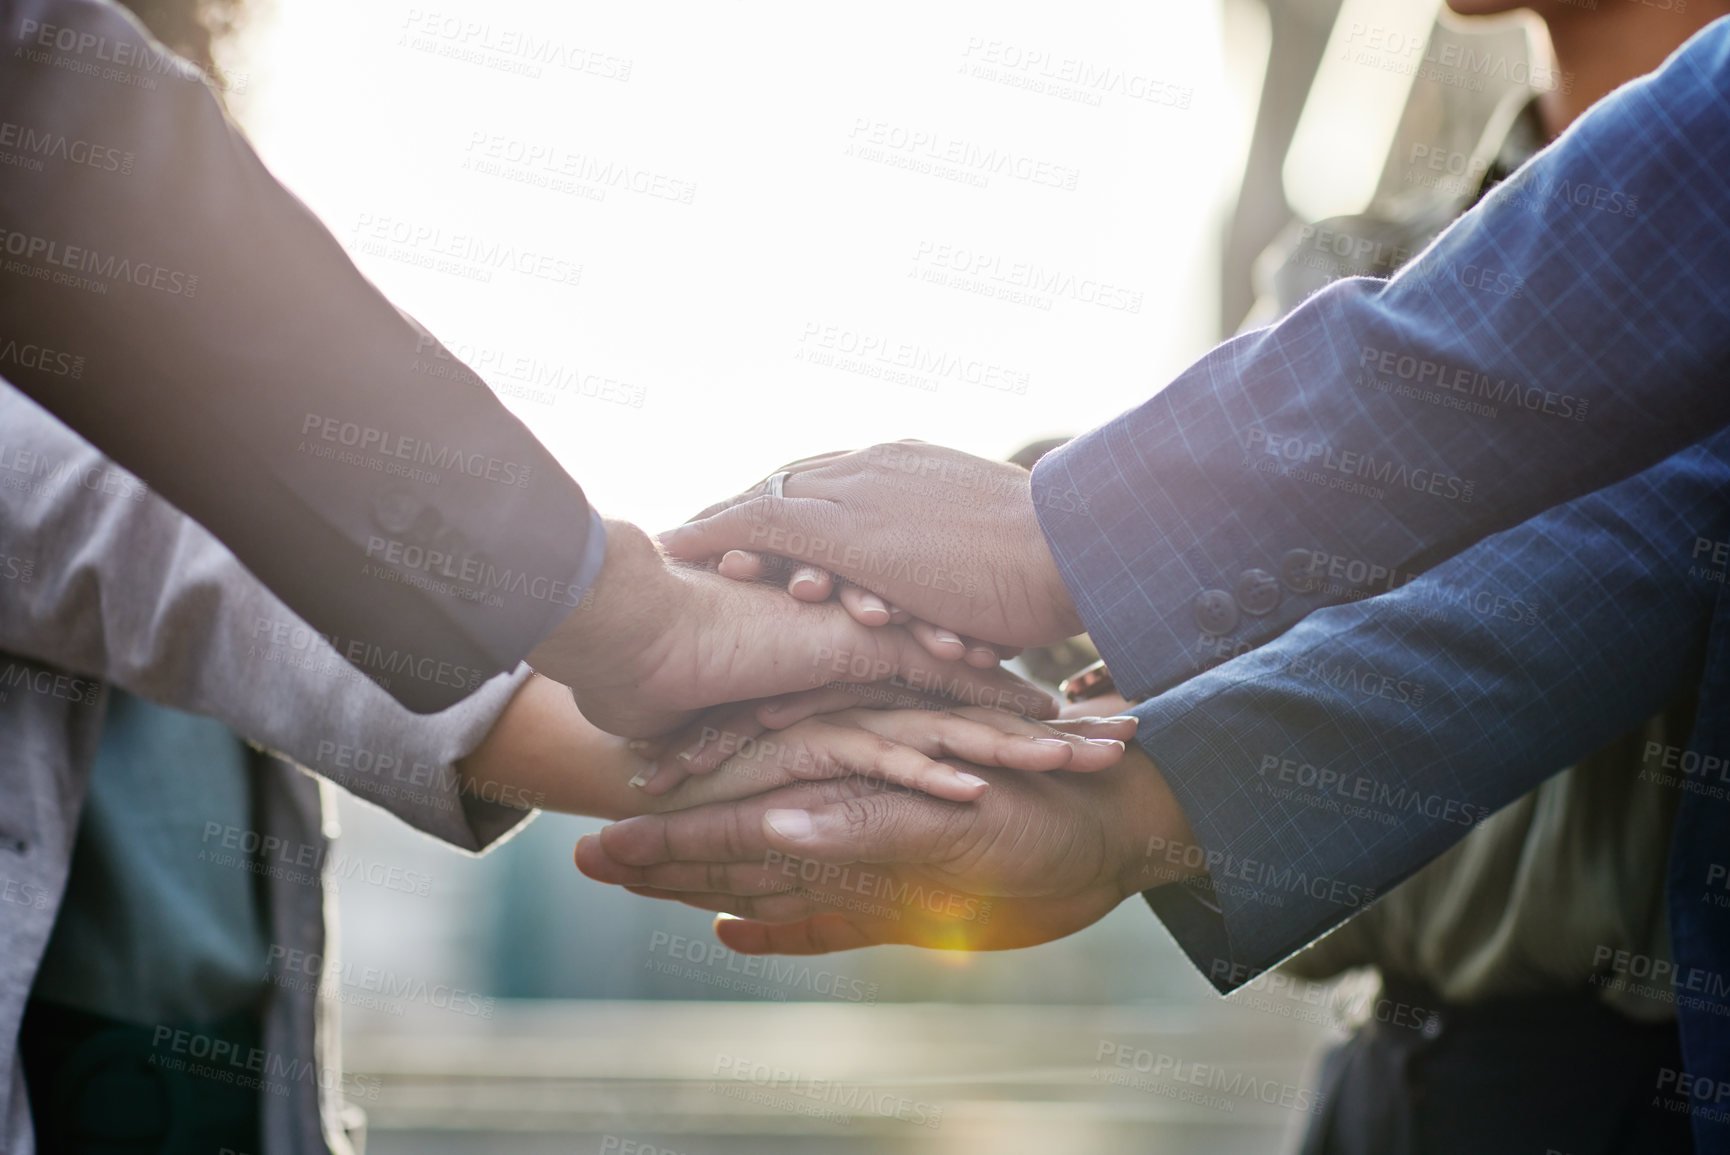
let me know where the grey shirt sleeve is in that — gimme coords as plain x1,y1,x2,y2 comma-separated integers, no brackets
0,384,530,851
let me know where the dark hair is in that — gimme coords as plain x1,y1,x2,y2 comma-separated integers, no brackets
118,0,249,74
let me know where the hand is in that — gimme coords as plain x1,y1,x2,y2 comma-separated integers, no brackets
457,677,1071,820
660,442,1085,647
574,741,1199,953
632,688,1140,794
715,548,1019,668
526,520,1054,737
649,705,1130,810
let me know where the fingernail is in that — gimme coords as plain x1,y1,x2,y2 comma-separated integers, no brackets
1030,738,1072,749
765,809,813,840
934,629,963,648
791,572,822,595
956,772,989,790
1105,716,1140,724
628,767,653,789
626,739,654,755
967,646,999,665
677,749,695,764
1085,738,1126,750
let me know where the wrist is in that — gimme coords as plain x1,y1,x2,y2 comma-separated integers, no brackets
527,519,675,689
1024,499,1084,641
1110,741,1201,902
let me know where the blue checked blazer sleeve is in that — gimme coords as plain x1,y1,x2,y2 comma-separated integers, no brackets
1126,431,1730,991
1032,20,1730,703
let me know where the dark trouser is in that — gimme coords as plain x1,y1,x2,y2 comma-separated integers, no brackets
1297,976,1694,1155
20,998,262,1155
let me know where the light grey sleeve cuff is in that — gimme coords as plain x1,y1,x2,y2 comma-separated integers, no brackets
270,665,537,855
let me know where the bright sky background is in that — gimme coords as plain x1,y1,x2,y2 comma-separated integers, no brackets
233,0,1255,534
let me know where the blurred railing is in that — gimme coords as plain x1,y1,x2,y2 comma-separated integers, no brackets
345,999,1332,1155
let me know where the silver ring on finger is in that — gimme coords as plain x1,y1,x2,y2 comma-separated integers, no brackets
766,470,790,499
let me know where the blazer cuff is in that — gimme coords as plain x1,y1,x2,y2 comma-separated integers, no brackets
1123,678,1388,993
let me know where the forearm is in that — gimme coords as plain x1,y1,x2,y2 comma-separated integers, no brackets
457,673,654,822
1034,21,1730,702
1130,435,1729,989
0,0,599,712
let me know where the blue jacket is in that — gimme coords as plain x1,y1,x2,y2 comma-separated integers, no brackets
1034,20,1730,1151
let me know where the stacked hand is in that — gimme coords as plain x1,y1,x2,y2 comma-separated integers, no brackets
660,443,1086,648
520,443,1198,966
575,737,1198,953
526,519,1053,737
